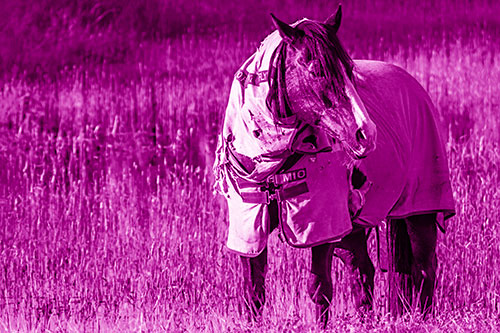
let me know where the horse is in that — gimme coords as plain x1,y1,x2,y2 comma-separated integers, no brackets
213,5,455,327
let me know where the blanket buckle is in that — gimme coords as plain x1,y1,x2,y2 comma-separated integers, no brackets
262,175,280,204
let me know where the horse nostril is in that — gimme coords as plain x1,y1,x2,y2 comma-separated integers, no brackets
356,129,366,142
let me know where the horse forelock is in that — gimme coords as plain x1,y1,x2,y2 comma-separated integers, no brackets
296,20,354,96
266,19,355,125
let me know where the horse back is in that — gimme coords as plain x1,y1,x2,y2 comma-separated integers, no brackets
352,60,455,226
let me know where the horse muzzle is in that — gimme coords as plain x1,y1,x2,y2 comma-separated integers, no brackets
347,127,376,159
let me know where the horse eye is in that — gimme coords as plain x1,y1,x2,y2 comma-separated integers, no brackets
321,93,333,108
297,48,313,66
304,49,312,63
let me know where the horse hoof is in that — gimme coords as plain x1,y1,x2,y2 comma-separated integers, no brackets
315,304,330,329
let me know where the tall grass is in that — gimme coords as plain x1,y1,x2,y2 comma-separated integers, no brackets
0,1,499,331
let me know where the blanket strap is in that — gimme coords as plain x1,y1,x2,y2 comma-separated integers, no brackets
240,182,309,204
230,152,309,204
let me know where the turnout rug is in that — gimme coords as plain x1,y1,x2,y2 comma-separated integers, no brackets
214,27,455,257
352,60,455,228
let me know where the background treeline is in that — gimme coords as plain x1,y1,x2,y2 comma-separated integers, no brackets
1,0,499,76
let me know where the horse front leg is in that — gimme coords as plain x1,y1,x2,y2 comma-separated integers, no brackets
334,226,375,314
240,248,268,321
309,243,335,328
238,200,280,321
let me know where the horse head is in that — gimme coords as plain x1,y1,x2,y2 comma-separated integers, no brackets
270,5,376,159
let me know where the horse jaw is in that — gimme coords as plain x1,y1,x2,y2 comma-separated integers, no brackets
341,75,377,159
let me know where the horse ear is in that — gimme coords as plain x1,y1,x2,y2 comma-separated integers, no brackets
270,14,302,45
325,4,342,33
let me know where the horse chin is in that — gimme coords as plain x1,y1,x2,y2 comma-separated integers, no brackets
316,120,369,159
344,143,369,160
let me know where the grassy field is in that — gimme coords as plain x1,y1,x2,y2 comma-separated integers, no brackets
0,1,500,331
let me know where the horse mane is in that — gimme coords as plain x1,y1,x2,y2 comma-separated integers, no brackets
266,43,294,126
266,19,354,125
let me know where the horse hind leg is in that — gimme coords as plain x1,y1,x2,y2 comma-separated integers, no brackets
406,213,438,317
388,218,413,315
389,214,437,317
309,243,335,328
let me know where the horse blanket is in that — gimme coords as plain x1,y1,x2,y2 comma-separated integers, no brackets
352,60,455,228
214,29,353,257
214,30,455,257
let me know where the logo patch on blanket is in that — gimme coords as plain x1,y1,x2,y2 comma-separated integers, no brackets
273,168,306,184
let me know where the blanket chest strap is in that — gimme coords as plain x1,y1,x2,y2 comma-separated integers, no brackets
240,182,309,204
